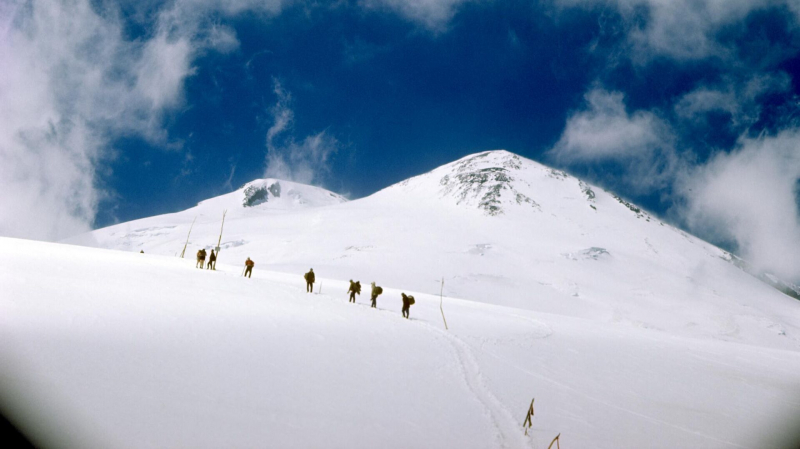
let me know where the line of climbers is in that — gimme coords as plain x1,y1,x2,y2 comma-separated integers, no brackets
193,249,416,319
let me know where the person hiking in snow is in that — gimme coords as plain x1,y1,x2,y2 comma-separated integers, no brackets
196,249,206,268
243,257,254,278
206,249,217,270
401,293,415,319
348,280,361,303
304,269,315,293
369,282,382,308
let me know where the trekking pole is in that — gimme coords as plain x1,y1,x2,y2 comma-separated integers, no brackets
440,277,448,330
241,266,245,277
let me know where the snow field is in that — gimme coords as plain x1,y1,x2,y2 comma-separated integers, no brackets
3,237,800,448
2,239,498,448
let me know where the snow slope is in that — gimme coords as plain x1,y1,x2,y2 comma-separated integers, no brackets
3,237,800,448
76,150,800,351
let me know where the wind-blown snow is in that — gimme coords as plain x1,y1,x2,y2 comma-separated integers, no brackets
7,149,796,447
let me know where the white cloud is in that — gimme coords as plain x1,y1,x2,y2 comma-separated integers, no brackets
264,80,339,185
359,0,472,31
135,34,195,115
674,73,791,127
554,89,673,160
266,79,294,149
0,0,288,241
674,88,738,118
0,0,127,240
551,88,678,191
677,129,800,281
204,23,240,53
554,0,790,62
625,0,768,61
266,132,340,185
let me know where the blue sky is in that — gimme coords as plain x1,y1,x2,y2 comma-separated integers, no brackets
108,1,602,222
3,0,800,280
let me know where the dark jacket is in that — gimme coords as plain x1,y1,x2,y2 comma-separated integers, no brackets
305,271,315,283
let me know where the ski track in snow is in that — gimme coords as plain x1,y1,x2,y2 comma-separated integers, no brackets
417,322,531,449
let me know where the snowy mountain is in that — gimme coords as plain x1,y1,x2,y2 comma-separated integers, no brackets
75,150,800,348
8,149,792,447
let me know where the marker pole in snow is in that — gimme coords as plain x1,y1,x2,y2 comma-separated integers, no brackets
523,398,535,435
439,277,448,330
215,210,227,262
179,216,197,258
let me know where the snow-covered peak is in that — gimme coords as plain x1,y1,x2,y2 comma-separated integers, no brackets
436,150,540,215
236,178,346,208
195,178,347,214
375,149,582,216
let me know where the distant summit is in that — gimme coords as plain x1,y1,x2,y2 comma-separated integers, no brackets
196,178,347,213
242,181,283,207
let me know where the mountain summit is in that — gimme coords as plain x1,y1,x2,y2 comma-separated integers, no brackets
384,150,543,215
197,178,346,213
377,150,594,216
